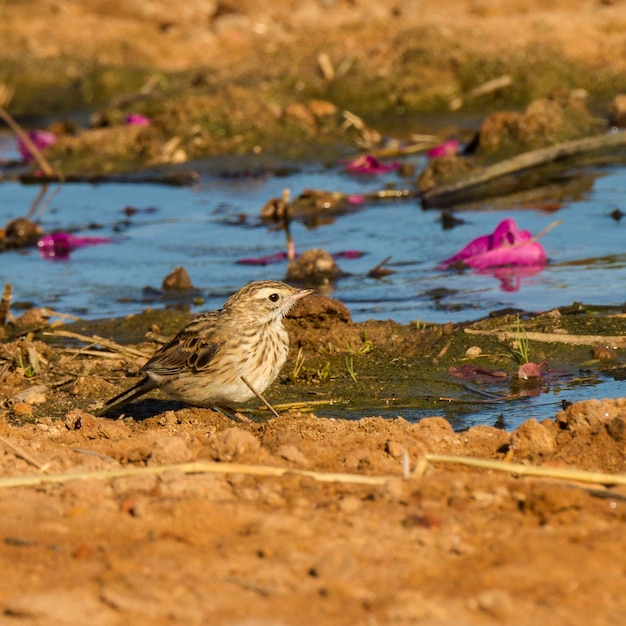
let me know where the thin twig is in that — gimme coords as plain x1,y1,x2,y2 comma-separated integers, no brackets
449,74,512,110
282,188,296,262
59,348,125,359
262,399,347,411
0,105,58,178
368,256,395,279
29,183,63,221
0,436,47,471
0,460,392,489
422,131,626,207
529,219,563,243
464,328,626,348
240,375,280,418
414,454,626,487
44,330,152,359
42,309,82,322
72,448,116,462
0,283,11,326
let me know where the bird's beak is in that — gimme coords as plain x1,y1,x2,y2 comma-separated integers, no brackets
293,288,316,301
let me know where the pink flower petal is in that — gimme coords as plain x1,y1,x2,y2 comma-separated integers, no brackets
18,130,57,162
237,249,365,265
438,218,546,270
346,194,366,205
463,241,546,270
237,251,290,265
517,362,544,380
427,139,460,158
333,250,365,259
125,113,151,126
447,364,509,382
37,233,112,259
344,154,400,175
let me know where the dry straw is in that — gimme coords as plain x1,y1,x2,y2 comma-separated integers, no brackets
0,454,624,490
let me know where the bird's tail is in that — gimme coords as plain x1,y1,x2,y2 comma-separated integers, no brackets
96,377,158,416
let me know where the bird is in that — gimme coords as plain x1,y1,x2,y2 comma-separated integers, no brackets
98,280,314,416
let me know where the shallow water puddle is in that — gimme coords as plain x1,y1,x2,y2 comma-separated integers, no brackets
315,371,626,430
2,163,625,322
1,143,625,429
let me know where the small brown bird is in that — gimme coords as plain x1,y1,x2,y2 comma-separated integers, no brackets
99,280,314,415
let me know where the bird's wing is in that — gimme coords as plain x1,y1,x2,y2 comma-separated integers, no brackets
142,312,223,376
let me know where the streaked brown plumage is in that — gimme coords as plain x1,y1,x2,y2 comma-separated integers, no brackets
99,281,314,415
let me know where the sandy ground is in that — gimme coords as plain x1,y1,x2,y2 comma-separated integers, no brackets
0,295,625,626
1,1,626,624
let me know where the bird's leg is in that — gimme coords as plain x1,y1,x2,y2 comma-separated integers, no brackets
215,405,254,424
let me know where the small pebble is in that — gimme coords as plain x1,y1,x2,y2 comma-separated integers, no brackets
11,385,48,405
338,495,362,514
12,402,33,418
592,346,617,361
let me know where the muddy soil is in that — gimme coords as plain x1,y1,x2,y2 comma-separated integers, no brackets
1,1,626,624
3,0,626,174
1,292,626,625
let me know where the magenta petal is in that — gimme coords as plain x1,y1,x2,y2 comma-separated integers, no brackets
346,194,366,205
427,139,460,158
37,233,112,259
333,250,365,259
125,113,151,126
438,218,545,270
344,154,400,175
18,130,57,162
463,242,546,269
237,251,290,265
437,232,494,268
518,362,544,379
447,364,508,382
491,217,532,246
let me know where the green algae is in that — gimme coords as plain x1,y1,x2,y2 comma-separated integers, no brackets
34,302,625,425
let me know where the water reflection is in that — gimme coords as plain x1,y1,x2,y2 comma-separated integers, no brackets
0,155,624,327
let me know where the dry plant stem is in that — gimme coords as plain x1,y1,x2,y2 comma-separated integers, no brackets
465,328,626,347
72,448,116,461
27,182,63,221
0,436,46,471
466,74,512,99
369,256,392,274
60,349,125,359
0,283,11,326
45,330,152,359
267,399,347,411
529,219,562,243
449,74,512,110
282,188,296,262
40,308,82,322
414,454,626,487
317,52,335,81
26,184,49,219
346,139,439,160
240,375,280,418
2,454,624,491
0,106,58,178
0,460,392,489
422,131,626,206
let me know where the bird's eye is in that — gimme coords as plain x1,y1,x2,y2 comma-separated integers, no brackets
268,293,280,302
